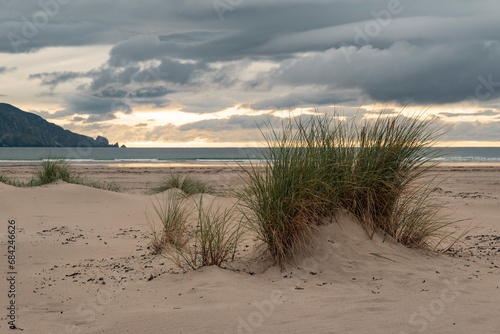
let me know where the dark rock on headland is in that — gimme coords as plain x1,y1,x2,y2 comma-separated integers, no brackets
0,103,117,147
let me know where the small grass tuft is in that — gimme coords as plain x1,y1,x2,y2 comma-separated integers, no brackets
0,157,122,192
169,197,244,270
150,173,216,196
146,193,191,254
0,174,33,187
36,157,72,185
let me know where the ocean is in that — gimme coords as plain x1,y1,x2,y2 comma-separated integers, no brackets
0,147,262,166
0,147,500,166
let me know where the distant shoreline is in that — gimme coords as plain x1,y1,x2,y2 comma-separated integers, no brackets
2,160,500,169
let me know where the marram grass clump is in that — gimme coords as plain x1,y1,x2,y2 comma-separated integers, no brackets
239,111,457,269
345,114,445,241
36,158,72,185
0,157,121,192
146,193,192,254
158,196,244,270
150,173,216,196
239,114,343,268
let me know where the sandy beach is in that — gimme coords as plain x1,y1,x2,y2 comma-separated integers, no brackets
1,163,499,333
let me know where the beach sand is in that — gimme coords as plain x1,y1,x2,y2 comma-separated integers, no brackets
1,163,499,333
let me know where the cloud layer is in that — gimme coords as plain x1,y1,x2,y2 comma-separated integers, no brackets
2,0,500,144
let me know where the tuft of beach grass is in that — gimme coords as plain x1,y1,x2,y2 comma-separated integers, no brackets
0,156,122,192
146,193,192,254
36,157,72,185
239,110,459,269
168,196,244,270
150,172,216,196
238,114,339,269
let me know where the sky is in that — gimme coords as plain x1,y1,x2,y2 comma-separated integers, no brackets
1,0,500,147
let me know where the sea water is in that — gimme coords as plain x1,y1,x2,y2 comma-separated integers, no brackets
0,147,263,166
0,147,499,166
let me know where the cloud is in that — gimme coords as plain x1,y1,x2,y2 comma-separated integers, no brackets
179,94,237,114
0,1,189,53
59,111,500,146
0,66,17,74
438,120,500,142
439,109,500,118
95,85,173,99
133,58,203,85
31,60,195,92
1,19,124,53
272,42,500,105
84,113,117,123
30,67,139,91
29,71,87,88
72,116,86,122
248,91,358,110
21,1,500,111
5,0,500,144
51,94,131,120
179,114,279,132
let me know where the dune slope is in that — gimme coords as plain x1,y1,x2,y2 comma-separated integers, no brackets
0,177,499,333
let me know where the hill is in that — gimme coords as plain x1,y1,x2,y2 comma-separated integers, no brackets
0,103,118,147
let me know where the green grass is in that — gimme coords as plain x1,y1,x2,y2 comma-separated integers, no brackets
147,194,191,254
168,197,244,270
36,158,72,184
344,113,445,242
74,177,122,192
239,110,457,269
238,114,339,268
150,173,216,196
0,174,36,187
0,157,122,192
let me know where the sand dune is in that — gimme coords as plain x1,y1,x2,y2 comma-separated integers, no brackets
1,166,499,333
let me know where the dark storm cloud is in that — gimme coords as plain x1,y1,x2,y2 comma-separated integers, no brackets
90,1,500,107
31,59,197,91
1,19,123,53
30,67,174,118
0,1,190,53
133,59,203,85
104,2,368,66
52,94,131,118
102,1,500,64
95,86,173,99
29,71,86,88
248,91,358,110
54,88,173,121
84,113,117,123
272,42,500,105
93,86,128,99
